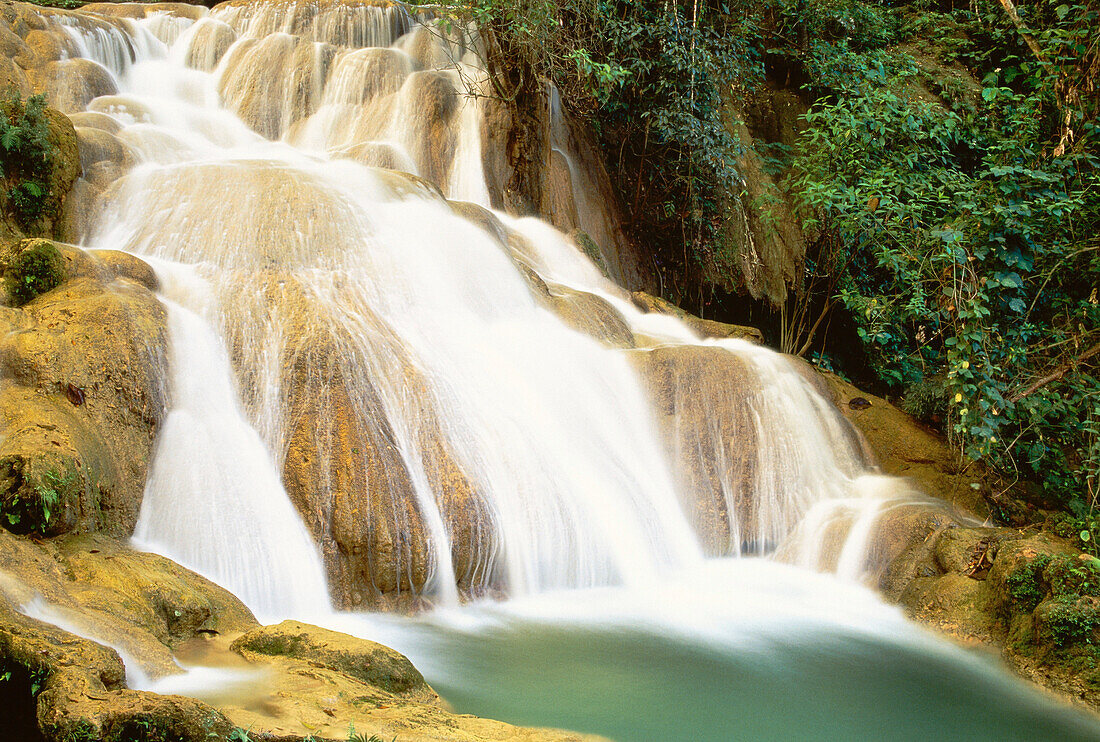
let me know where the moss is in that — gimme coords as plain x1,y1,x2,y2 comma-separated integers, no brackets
1005,555,1051,611
1041,597,1100,647
240,633,302,657
1044,554,1100,599
570,229,609,278
3,239,64,306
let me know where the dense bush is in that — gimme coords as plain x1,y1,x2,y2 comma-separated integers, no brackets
785,0,1099,523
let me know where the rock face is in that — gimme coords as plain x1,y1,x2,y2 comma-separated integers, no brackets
870,504,1100,710
0,240,168,538
631,345,758,555
229,275,495,611
705,94,809,308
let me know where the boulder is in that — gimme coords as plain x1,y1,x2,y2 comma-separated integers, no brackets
0,529,253,742
548,286,634,348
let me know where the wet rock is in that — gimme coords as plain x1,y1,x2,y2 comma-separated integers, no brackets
548,286,634,348
219,34,337,140
225,619,602,742
233,620,433,699
0,529,252,742
236,275,494,609
32,58,118,114
182,18,237,72
631,344,758,554
630,291,762,343
821,373,989,519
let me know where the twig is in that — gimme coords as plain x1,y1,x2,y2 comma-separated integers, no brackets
1008,341,1100,403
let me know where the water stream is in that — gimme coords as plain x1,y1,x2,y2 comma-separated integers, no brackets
14,1,1100,739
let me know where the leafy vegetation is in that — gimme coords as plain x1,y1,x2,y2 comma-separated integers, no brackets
4,239,64,305
418,0,764,303
781,0,1099,526
346,723,393,742
1,458,78,534
1,91,54,227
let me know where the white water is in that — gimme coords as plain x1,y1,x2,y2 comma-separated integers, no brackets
17,2,1098,740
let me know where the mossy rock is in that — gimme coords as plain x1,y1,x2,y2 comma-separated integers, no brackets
2,238,64,306
232,620,431,698
0,452,82,536
569,228,609,278
1036,596,1100,648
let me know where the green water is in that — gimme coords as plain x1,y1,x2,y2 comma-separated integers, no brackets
331,560,1100,742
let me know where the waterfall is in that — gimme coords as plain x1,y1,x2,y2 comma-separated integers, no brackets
14,4,1100,740
41,0,906,615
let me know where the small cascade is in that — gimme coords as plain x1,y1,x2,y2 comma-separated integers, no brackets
133,267,330,619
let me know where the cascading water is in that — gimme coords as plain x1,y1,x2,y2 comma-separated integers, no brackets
12,2,1100,740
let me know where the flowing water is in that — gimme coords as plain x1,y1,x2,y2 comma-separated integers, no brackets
10,1,1100,739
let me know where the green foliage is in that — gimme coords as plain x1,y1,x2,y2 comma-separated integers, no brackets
25,0,85,8
5,240,64,306
1044,554,1100,598
1007,555,1052,610
227,727,253,742
1,91,53,227
1044,597,1100,647
422,0,764,304
2,459,77,533
786,0,1100,518
346,723,392,742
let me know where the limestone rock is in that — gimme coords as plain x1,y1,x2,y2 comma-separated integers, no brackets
549,286,634,348
0,242,168,537
630,344,758,554
233,620,434,700
224,620,603,742
821,373,989,519
236,275,494,609
0,529,254,742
